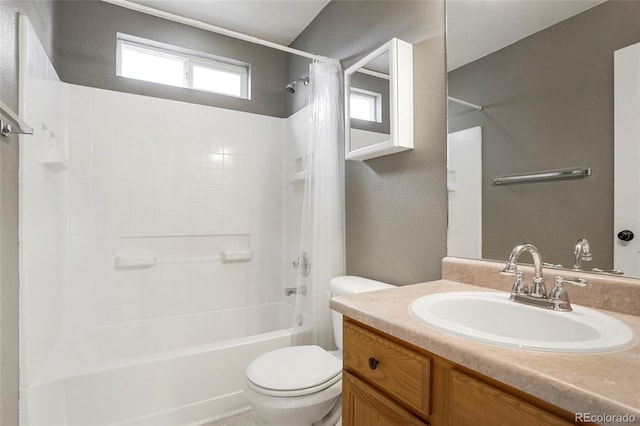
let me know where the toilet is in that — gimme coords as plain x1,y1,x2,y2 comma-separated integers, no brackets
244,276,394,426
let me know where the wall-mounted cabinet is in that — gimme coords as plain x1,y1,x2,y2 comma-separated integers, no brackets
344,38,413,161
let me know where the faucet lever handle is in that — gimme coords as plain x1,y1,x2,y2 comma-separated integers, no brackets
500,263,518,275
549,276,587,311
553,276,587,288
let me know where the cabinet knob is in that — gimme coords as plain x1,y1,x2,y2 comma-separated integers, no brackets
368,357,379,370
618,230,634,242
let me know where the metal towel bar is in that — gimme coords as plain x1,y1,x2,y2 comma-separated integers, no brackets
0,100,33,136
493,167,591,185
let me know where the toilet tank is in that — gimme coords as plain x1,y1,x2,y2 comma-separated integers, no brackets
330,276,395,351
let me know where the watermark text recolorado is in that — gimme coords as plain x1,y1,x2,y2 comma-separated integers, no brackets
575,413,636,423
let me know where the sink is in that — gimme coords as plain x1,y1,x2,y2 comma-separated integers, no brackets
409,291,635,353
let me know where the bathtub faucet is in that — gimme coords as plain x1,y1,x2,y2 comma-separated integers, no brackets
283,286,307,296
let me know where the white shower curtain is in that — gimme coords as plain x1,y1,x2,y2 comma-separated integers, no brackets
292,59,345,350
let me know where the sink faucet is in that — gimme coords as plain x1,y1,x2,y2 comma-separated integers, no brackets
573,238,592,270
501,243,546,298
501,243,587,312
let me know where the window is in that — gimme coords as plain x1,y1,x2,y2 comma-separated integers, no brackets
350,88,382,122
116,34,250,99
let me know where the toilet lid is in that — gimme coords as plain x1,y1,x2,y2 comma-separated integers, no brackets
247,345,342,392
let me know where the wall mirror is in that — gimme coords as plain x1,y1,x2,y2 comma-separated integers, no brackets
344,38,413,161
446,0,640,279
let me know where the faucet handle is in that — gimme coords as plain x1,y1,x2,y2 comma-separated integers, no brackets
511,271,528,294
500,262,518,275
549,276,587,311
553,276,587,288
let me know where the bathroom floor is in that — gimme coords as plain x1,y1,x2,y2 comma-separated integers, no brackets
206,410,342,426
203,410,269,426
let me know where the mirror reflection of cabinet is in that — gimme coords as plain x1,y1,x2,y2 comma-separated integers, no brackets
345,38,413,161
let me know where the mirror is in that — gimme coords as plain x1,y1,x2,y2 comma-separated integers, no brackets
446,0,640,279
345,38,413,161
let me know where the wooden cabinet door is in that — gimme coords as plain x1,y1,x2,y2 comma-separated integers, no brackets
342,371,429,426
343,320,431,417
449,370,574,426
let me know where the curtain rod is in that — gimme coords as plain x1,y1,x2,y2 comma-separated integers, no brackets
103,0,336,63
447,96,483,110
352,69,485,111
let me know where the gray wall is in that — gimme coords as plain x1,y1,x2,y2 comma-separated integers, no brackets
290,1,447,285
0,3,55,423
448,0,640,270
53,1,288,117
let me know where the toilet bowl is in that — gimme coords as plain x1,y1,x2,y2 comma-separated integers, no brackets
245,345,342,426
245,276,394,426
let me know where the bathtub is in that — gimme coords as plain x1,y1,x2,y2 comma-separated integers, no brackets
21,302,294,426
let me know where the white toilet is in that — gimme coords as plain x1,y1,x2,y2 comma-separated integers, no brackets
244,276,394,426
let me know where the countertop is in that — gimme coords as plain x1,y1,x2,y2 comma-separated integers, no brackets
330,279,640,425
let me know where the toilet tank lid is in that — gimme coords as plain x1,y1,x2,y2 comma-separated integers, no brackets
330,275,395,296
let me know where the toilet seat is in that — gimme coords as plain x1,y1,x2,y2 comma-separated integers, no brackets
247,345,342,397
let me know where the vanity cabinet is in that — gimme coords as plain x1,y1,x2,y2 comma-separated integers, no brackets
342,319,576,426
343,372,428,425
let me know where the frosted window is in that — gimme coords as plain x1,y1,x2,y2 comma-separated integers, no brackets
117,35,250,99
120,44,185,87
192,65,243,97
350,89,382,122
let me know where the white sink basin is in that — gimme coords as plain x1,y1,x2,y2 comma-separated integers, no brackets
409,291,635,353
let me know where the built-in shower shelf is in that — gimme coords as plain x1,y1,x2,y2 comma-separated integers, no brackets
288,171,308,183
115,234,252,269
42,149,68,170
114,250,252,269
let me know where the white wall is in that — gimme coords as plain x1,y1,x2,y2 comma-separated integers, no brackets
447,126,482,258
19,15,68,388
63,85,285,332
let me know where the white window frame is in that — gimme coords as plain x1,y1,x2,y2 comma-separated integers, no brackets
350,88,383,123
116,33,251,99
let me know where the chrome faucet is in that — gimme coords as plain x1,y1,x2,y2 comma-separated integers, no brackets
501,243,546,298
573,238,592,270
501,243,587,312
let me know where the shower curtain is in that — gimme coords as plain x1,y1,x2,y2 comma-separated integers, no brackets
292,59,345,350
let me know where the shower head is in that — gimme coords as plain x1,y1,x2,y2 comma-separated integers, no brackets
285,76,309,94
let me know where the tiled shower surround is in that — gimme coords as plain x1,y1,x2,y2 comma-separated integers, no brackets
22,84,308,423
21,59,309,372
64,85,287,331
19,19,308,424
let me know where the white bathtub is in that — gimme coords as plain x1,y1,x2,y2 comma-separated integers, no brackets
22,303,294,426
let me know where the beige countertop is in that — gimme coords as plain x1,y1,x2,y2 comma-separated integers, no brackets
331,279,640,425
